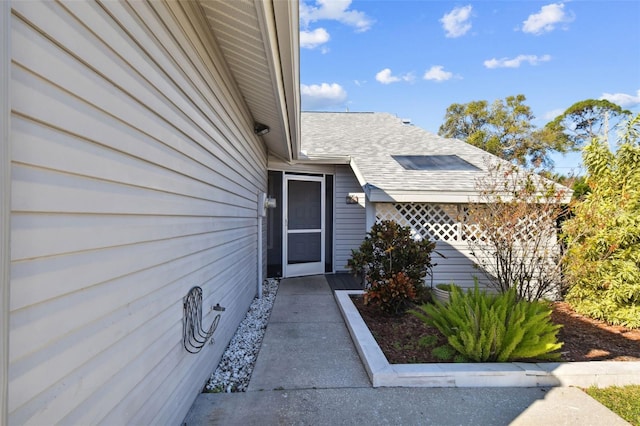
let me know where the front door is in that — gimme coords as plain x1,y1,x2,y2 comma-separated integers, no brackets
284,175,325,277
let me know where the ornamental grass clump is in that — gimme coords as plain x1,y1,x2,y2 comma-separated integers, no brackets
411,283,563,362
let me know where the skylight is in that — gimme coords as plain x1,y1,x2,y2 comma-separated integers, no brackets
393,155,480,171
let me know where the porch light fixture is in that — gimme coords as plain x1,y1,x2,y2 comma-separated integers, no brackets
346,194,359,204
254,122,270,136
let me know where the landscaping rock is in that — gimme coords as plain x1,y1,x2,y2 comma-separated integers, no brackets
205,278,279,393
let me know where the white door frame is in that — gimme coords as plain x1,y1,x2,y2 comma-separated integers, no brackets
283,174,325,277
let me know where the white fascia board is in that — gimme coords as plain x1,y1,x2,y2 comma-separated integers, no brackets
366,188,481,203
259,0,300,161
367,189,572,204
294,154,351,165
348,159,368,189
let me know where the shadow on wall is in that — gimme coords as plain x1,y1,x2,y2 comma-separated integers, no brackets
428,240,492,290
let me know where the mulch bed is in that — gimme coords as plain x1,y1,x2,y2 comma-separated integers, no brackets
352,296,640,363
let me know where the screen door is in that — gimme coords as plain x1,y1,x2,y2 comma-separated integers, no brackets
284,175,325,277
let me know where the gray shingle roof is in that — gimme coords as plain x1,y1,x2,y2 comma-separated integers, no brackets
301,112,503,202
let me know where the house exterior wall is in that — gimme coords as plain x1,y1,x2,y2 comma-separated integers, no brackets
1,1,11,423
9,2,265,424
334,165,366,272
374,203,490,289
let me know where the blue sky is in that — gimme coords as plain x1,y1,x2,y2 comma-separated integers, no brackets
299,0,640,174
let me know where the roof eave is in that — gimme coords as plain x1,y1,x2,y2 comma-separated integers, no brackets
366,187,573,204
365,187,482,203
256,0,300,161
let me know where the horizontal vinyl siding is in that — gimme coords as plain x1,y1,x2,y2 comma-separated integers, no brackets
9,2,264,425
373,202,492,289
334,165,366,271
431,242,491,289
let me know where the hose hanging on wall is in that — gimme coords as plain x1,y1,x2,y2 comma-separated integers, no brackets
183,286,225,354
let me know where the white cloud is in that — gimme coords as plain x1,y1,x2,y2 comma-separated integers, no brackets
522,3,574,35
440,5,472,38
484,54,552,69
543,108,566,120
423,65,454,82
300,0,374,32
375,68,414,84
376,69,399,84
300,28,330,49
301,83,347,110
600,89,640,108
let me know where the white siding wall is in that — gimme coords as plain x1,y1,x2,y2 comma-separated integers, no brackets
9,2,264,425
1,2,11,424
334,165,366,272
374,203,491,289
430,242,490,289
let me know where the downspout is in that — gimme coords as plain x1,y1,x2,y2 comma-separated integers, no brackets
257,191,276,297
257,193,264,299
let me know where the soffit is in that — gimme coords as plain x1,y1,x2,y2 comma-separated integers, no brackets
197,0,299,160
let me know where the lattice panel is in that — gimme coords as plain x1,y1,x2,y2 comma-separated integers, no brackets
460,206,553,243
375,203,462,242
458,207,484,241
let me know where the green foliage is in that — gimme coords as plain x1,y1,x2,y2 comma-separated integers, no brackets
438,94,574,169
348,220,437,314
418,335,438,348
585,385,640,425
562,114,640,328
431,345,456,361
570,175,590,200
547,99,631,147
364,272,417,314
412,284,563,362
435,283,460,291
348,220,437,284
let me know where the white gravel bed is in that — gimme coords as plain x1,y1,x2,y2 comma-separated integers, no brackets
205,278,279,393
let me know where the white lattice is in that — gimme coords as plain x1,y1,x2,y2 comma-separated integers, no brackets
460,206,553,243
375,203,554,244
375,203,462,242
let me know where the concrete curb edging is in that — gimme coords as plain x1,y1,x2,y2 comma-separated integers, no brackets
335,290,640,388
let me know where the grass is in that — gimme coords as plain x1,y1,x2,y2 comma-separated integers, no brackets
431,345,456,361
585,385,640,425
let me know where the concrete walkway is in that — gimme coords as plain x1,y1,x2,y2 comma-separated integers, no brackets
184,275,629,425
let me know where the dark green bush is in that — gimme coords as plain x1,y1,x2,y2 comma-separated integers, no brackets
411,283,563,362
348,220,437,314
348,220,437,285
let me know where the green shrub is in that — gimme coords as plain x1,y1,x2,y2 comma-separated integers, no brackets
417,335,438,348
348,220,437,314
348,220,437,285
363,272,417,314
435,283,460,292
431,345,456,361
411,283,563,362
562,115,640,328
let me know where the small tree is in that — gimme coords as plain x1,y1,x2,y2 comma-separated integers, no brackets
562,114,640,328
348,220,437,314
465,161,570,301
